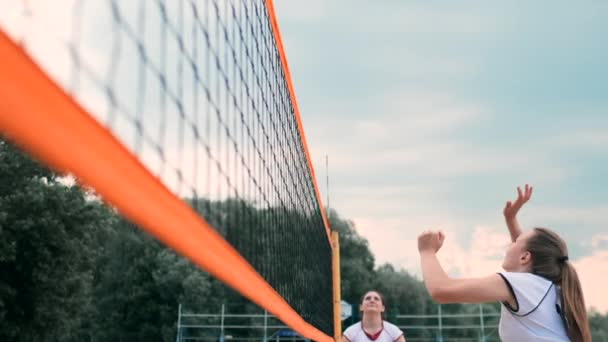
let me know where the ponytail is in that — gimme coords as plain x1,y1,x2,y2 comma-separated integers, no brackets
561,262,591,342
527,228,591,342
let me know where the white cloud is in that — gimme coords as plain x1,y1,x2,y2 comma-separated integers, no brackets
275,1,500,35
548,128,608,150
351,216,481,273
433,227,509,278
0,0,76,86
307,90,566,189
272,1,328,21
573,131,608,147
529,205,608,229
591,234,608,250
573,248,608,313
308,92,495,174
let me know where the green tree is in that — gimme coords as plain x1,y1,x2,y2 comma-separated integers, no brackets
90,219,214,342
0,139,111,341
590,309,608,342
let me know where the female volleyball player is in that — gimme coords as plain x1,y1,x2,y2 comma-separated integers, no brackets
342,290,406,342
418,185,590,341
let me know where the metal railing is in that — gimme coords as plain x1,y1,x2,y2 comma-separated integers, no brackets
176,303,502,342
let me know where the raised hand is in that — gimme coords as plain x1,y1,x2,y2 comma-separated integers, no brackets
503,184,533,220
418,230,445,254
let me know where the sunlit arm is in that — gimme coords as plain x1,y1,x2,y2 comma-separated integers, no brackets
419,251,513,305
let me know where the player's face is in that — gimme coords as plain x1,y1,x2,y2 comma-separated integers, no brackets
360,291,385,314
502,230,533,272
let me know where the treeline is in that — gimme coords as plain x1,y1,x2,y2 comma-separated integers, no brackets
1,139,225,341
1,138,607,341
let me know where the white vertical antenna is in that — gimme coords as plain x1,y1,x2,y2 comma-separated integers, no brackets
326,155,330,220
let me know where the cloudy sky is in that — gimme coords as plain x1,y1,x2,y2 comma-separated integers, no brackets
1,0,606,313
273,1,608,312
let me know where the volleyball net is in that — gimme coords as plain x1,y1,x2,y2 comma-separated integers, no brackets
0,1,334,340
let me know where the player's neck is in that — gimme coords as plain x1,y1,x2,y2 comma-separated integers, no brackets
361,313,383,331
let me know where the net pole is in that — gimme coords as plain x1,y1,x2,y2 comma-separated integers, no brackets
264,310,268,341
176,304,182,342
332,231,341,341
326,155,330,219
220,304,225,341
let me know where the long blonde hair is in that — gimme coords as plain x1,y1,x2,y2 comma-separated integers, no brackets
526,228,591,342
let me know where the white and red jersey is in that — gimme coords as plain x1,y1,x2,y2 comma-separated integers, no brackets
498,272,569,341
343,321,404,342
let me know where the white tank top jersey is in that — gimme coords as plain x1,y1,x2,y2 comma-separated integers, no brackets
498,272,570,341
343,321,404,342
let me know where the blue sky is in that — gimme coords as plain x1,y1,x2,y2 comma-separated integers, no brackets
274,1,608,311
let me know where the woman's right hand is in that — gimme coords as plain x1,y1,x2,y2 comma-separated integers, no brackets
418,230,445,254
503,184,533,220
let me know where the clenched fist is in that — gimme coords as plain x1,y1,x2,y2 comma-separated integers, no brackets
417,231,445,254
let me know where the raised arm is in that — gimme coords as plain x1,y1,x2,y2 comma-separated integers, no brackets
418,231,514,307
503,184,533,242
